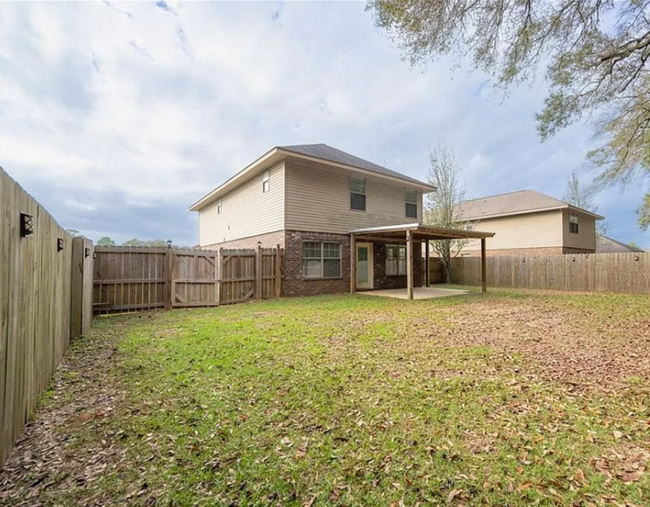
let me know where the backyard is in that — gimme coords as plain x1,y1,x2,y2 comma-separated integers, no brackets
1,289,649,506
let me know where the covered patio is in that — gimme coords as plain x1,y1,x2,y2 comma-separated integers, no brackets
349,223,495,300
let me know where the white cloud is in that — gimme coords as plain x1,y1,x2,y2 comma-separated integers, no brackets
0,1,647,247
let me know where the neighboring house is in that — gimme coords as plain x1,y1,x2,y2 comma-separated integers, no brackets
456,190,604,256
190,144,491,297
595,235,645,253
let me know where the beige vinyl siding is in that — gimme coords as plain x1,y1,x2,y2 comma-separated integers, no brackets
198,162,285,246
284,158,423,234
463,210,563,251
562,209,596,251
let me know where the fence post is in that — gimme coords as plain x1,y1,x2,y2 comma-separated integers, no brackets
216,249,221,306
70,237,84,339
164,246,173,310
256,244,263,301
275,244,282,298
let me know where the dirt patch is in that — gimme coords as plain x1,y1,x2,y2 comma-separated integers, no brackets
441,299,650,391
0,323,127,506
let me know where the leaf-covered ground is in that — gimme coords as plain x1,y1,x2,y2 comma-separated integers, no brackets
1,289,650,506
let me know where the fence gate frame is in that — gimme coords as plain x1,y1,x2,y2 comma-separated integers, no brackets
94,245,284,314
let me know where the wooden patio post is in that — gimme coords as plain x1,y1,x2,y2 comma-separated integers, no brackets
481,237,487,293
425,240,430,287
350,235,356,294
407,230,414,300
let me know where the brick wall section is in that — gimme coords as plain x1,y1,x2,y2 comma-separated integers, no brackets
284,231,351,297
202,230,285,251
372,242,422,290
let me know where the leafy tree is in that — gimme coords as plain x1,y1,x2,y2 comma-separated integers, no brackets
563,171,609,235
367,0,650,225
122,238,170,247
423,143,467,283
638,194,650,231
66,229,81,237
96,236,116,247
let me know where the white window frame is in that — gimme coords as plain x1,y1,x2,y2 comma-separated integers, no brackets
405,189,417,219
262,170,270,193
350,176,366,211
569,212,579,234
217,198,222,215
386,244,407,276
302,242,341,279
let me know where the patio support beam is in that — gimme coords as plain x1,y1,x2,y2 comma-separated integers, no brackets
350,235,356,294
425,240,430,287
406,229,414,300
481,238,487,293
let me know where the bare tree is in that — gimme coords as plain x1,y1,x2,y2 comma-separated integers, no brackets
424,143,467,283
563,171,609,235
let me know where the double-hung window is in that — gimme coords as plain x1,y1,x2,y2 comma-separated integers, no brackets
350,176,366,211
405,189,417,219
262,170,270,193
386,245,407,276
303,242,341,278
569,212,579,234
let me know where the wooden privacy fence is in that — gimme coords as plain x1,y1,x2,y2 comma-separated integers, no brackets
93,246,283,313
452,252,650,293
1,167,94,470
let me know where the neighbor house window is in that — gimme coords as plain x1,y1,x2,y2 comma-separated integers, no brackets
405,189,417,219
569,212,579,234
465,221,474,231
350,176,366,211
386,245,407,276
302,242,341,278
217,198,222,215
262,170,270,193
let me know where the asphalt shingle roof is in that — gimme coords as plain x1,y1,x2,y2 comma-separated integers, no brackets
458,189,584,220
278,143,430,187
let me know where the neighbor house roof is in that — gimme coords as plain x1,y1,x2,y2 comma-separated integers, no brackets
595,235,644,253
457,189,604,221
190,144,435,211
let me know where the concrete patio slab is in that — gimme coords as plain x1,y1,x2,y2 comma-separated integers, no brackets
358,287,475,300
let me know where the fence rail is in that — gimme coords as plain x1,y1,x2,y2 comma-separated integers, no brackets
452,252,650,293
1,167,94,469
93,246,284,313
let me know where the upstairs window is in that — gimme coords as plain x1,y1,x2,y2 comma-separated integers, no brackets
569,212,579,234
405,189,417,219
350,176,366,211
466,221,474,231
386,245,407,276
217,198,222,215
302,242,341,278
262,170,270,193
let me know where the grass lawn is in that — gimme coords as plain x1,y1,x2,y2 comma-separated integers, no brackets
1,289,649,506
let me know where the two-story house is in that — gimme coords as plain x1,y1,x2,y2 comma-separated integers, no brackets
456,190,604,256
190,144,493,297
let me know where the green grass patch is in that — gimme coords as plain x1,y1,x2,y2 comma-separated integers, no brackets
5,291,650,506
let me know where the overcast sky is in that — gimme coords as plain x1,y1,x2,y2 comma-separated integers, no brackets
1,1,647,247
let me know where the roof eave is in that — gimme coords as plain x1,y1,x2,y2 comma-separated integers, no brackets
459,204,604,222
189,147,281,211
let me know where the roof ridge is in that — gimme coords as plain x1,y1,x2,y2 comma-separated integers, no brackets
461,189,532,203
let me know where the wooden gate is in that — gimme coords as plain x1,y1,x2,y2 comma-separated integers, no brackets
171,250,219,308
219,247,283,304
93,246,284,313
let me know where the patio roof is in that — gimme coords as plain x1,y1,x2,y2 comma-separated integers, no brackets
348,223,494,299
349,223,495,242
